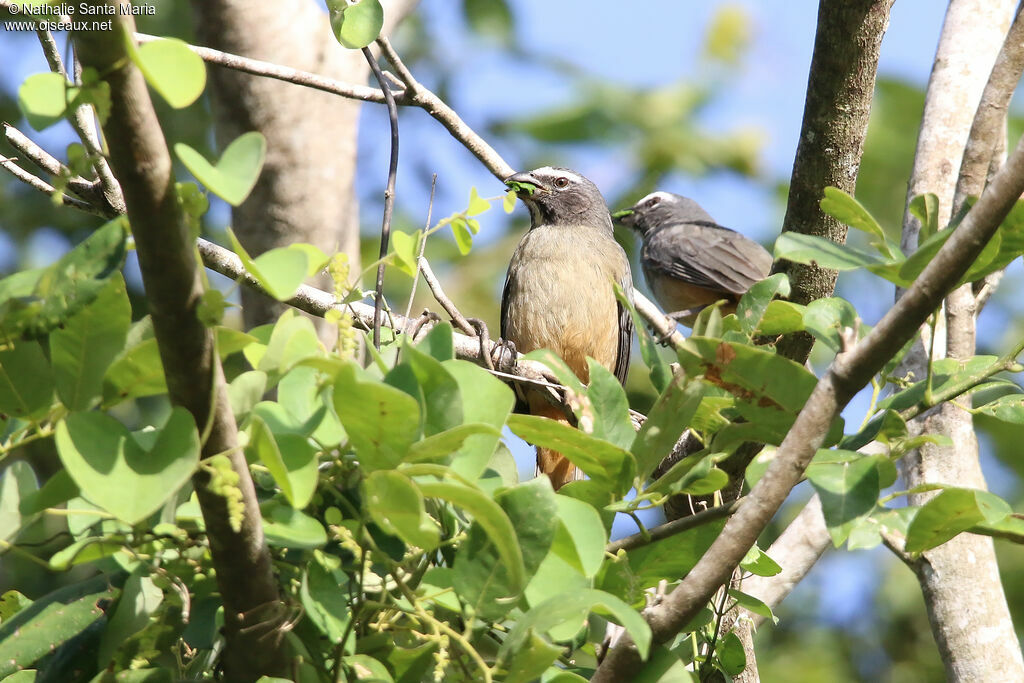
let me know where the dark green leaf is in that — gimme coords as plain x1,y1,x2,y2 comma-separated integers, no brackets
716,631,746,675
507,414,635,494
905,488,1011,553
735,273,789,337
50,273,131,411
806,450,881,546
301,560,351,644
631,377,704,482
364,471,440,549
803,297,858,353
0,340,54,418
261,499,327,548
908,193,940,241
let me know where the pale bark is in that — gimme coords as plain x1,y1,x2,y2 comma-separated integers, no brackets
189,0,418,338
899,3,1024,679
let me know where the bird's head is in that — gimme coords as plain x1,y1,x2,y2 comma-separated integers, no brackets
613,191,715,236
504,167,610,228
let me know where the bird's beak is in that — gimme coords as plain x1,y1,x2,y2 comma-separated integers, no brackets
612,208,636,227
504,172,543,197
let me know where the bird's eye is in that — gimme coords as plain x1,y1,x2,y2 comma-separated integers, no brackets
646,196,660,208
553,177,570,189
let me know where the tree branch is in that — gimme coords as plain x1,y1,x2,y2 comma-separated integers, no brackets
71,8,285,679
592,84,1024,682
773,0,895,364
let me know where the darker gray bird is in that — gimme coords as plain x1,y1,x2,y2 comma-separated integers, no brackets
614,191,773,325
501,166,633,490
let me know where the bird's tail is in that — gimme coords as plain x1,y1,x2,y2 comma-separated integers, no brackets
530,398,585,490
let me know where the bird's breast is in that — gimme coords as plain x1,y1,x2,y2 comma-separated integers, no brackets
503,227,624,380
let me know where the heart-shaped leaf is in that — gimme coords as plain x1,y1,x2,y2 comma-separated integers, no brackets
329,0,384,49
54,408,200,524
175,132,266,206
17,72,70,130
134,38,206,109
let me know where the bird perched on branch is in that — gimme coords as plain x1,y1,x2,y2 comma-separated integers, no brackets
614,192,772,326
501,167,633,490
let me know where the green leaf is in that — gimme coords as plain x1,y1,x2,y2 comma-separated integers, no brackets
716,631,747,675
0,575,118,677
615,283,671,391
364,471,440,549
878,355,999,413
908,193,940,241
175,132,266,206
973,394,1024,424
756,299,806,335
300,560,351,644
774,231,892,272
550,494,607,578
597,521,724,602
467,186,492,216
739,544,782,577
54,408,200,524
50,273,131,411
631,377,704,482
419,479,527,601
585,358,635,450
0,217,127,339
134,38,206,109
735,273,789,337
334,364,421,471
819,187,895,258
329,0,384,48
463,0,514,43
499,589,651,663
507,414,635,494
397,340,462,435
390,230,420,277
451,216,474,255
0,341,54,418
261,499,327,549
407,423,501,463
806,450,881,546
905,488,1012,553
443,360,515,480
97,569,163,667
255,310,323,376
227,370,268,419
803,297,858,353
247,417,318,509
503,189,518,213
503,631,562,683
224,228,314,301
17,72,70,130
0,461,37,543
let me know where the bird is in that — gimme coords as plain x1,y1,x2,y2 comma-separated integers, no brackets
501,166,634,490
614,191,773,326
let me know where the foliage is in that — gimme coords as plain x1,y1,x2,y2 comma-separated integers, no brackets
3,4,1024,683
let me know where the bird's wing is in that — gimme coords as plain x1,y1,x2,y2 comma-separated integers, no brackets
645,221,772,295
499,266,512,341
614,262,634,387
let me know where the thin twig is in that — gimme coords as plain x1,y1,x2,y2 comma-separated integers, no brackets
376,37,514,180
363,47,399,350
3,123,109,206
134,32,400,104
403,174,436,328
606,499,741,554
0,157,101,215
417,256,475,335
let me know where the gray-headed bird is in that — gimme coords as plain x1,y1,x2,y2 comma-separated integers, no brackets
502,167,633,490
615,191,772,325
